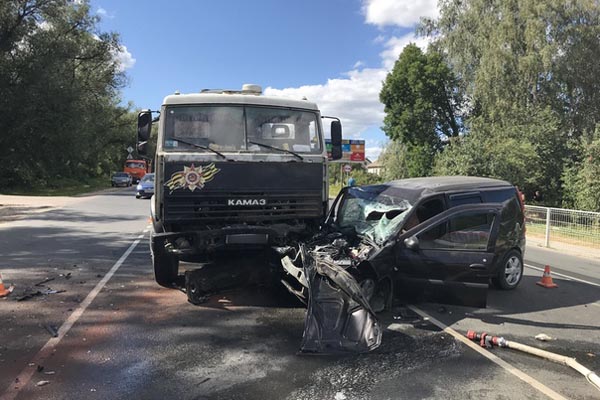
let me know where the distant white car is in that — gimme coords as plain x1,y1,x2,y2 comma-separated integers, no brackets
111,172,132,187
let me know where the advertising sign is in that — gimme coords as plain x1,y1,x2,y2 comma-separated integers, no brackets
325,139,365,162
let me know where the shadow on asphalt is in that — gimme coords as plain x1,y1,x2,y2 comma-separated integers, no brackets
413,275,600,332
0,225,143,268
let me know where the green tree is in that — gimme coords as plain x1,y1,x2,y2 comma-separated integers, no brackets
380,44,463,145
562,130,600,211
0,0,130,189
378,140,435,180
416,0,600,207
434,106,565,204
379,44,462,177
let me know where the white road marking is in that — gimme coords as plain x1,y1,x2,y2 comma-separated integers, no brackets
525,263,600,288
0,231,146,400
407,305,568,400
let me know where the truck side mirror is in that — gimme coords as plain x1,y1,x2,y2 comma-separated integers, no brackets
330,120,342,160
137,110,152,156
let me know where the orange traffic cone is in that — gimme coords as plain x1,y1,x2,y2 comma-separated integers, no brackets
0,272,13,297
536,265,558,288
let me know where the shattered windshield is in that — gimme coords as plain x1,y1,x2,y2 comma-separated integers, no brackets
337,186,412,244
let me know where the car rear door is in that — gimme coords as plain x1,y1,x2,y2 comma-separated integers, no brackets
393,203,503,307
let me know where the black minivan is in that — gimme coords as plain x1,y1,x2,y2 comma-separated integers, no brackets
285,176,526,307
279,176,526,352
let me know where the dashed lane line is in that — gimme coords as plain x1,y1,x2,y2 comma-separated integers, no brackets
525,263,600,288
0,228,149,400
408,305,568,400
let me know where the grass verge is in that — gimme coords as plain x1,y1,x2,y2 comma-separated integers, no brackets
2,176,112,197
329,183,342,199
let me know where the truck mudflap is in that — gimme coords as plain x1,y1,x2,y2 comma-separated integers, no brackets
283,245,382,354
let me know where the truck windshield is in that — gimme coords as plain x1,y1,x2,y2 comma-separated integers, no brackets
125,161,145,169
163,106,321,154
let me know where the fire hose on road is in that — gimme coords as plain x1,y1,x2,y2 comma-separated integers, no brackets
466,331,600,392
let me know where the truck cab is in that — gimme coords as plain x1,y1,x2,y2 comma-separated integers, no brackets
137,84,342,286
124,159,149,183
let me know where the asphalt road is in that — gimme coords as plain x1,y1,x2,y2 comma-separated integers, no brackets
0,188,598,400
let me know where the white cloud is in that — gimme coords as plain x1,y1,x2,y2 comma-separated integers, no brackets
380,33,430,69
363,0,439,28
353,60,365,69
265,1,439,160
366,146,383,161
112,45,136,72
92,34,136,72
96,7,115,19
265,67,386,138
373,35,385,44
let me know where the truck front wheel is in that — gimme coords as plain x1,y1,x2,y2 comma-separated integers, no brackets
152,246,179,288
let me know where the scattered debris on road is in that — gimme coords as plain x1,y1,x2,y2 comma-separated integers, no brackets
535,333,554,342
17,291,43,302
334,392,347,400
17,288,66,301
42,289,66,295
44,324,59,338
36,380,50,387
35,277,55,287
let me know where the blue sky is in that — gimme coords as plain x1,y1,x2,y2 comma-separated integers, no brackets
91,0,438,160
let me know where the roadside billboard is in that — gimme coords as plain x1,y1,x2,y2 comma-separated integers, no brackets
325,139,365,162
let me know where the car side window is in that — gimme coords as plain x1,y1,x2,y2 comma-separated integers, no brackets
448,192,482,207
417,211,496,251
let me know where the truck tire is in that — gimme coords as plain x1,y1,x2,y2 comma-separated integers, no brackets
492,249,523,290
152,247,179,288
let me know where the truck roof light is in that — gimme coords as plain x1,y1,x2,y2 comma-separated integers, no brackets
241,84,262,95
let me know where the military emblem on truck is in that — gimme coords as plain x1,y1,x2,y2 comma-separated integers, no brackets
164,163,220,193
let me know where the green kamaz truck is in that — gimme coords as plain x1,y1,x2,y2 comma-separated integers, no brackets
137,84,342,286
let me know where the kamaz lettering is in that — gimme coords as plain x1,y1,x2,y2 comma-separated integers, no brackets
228,199,267,206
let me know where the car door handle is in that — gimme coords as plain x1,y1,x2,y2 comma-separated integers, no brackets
469,263,487,271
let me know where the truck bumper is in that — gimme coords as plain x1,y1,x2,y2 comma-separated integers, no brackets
151,226,293,255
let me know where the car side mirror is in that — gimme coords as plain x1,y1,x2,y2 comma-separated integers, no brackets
404,236,419,251
330,120,342,160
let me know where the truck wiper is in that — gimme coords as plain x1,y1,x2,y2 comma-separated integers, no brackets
248,140,303,161
173,138,230,160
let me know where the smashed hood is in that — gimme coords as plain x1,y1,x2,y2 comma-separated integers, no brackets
280,235,382,353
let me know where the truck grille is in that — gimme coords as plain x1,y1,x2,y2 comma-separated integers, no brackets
164,190,323,224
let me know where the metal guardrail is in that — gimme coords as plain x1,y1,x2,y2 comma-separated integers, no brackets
525,205,600,248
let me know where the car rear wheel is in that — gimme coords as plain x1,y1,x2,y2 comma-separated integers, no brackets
492,249,523,290
152,246,179,288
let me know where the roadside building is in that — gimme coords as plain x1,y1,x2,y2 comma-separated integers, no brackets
366,159,385,176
